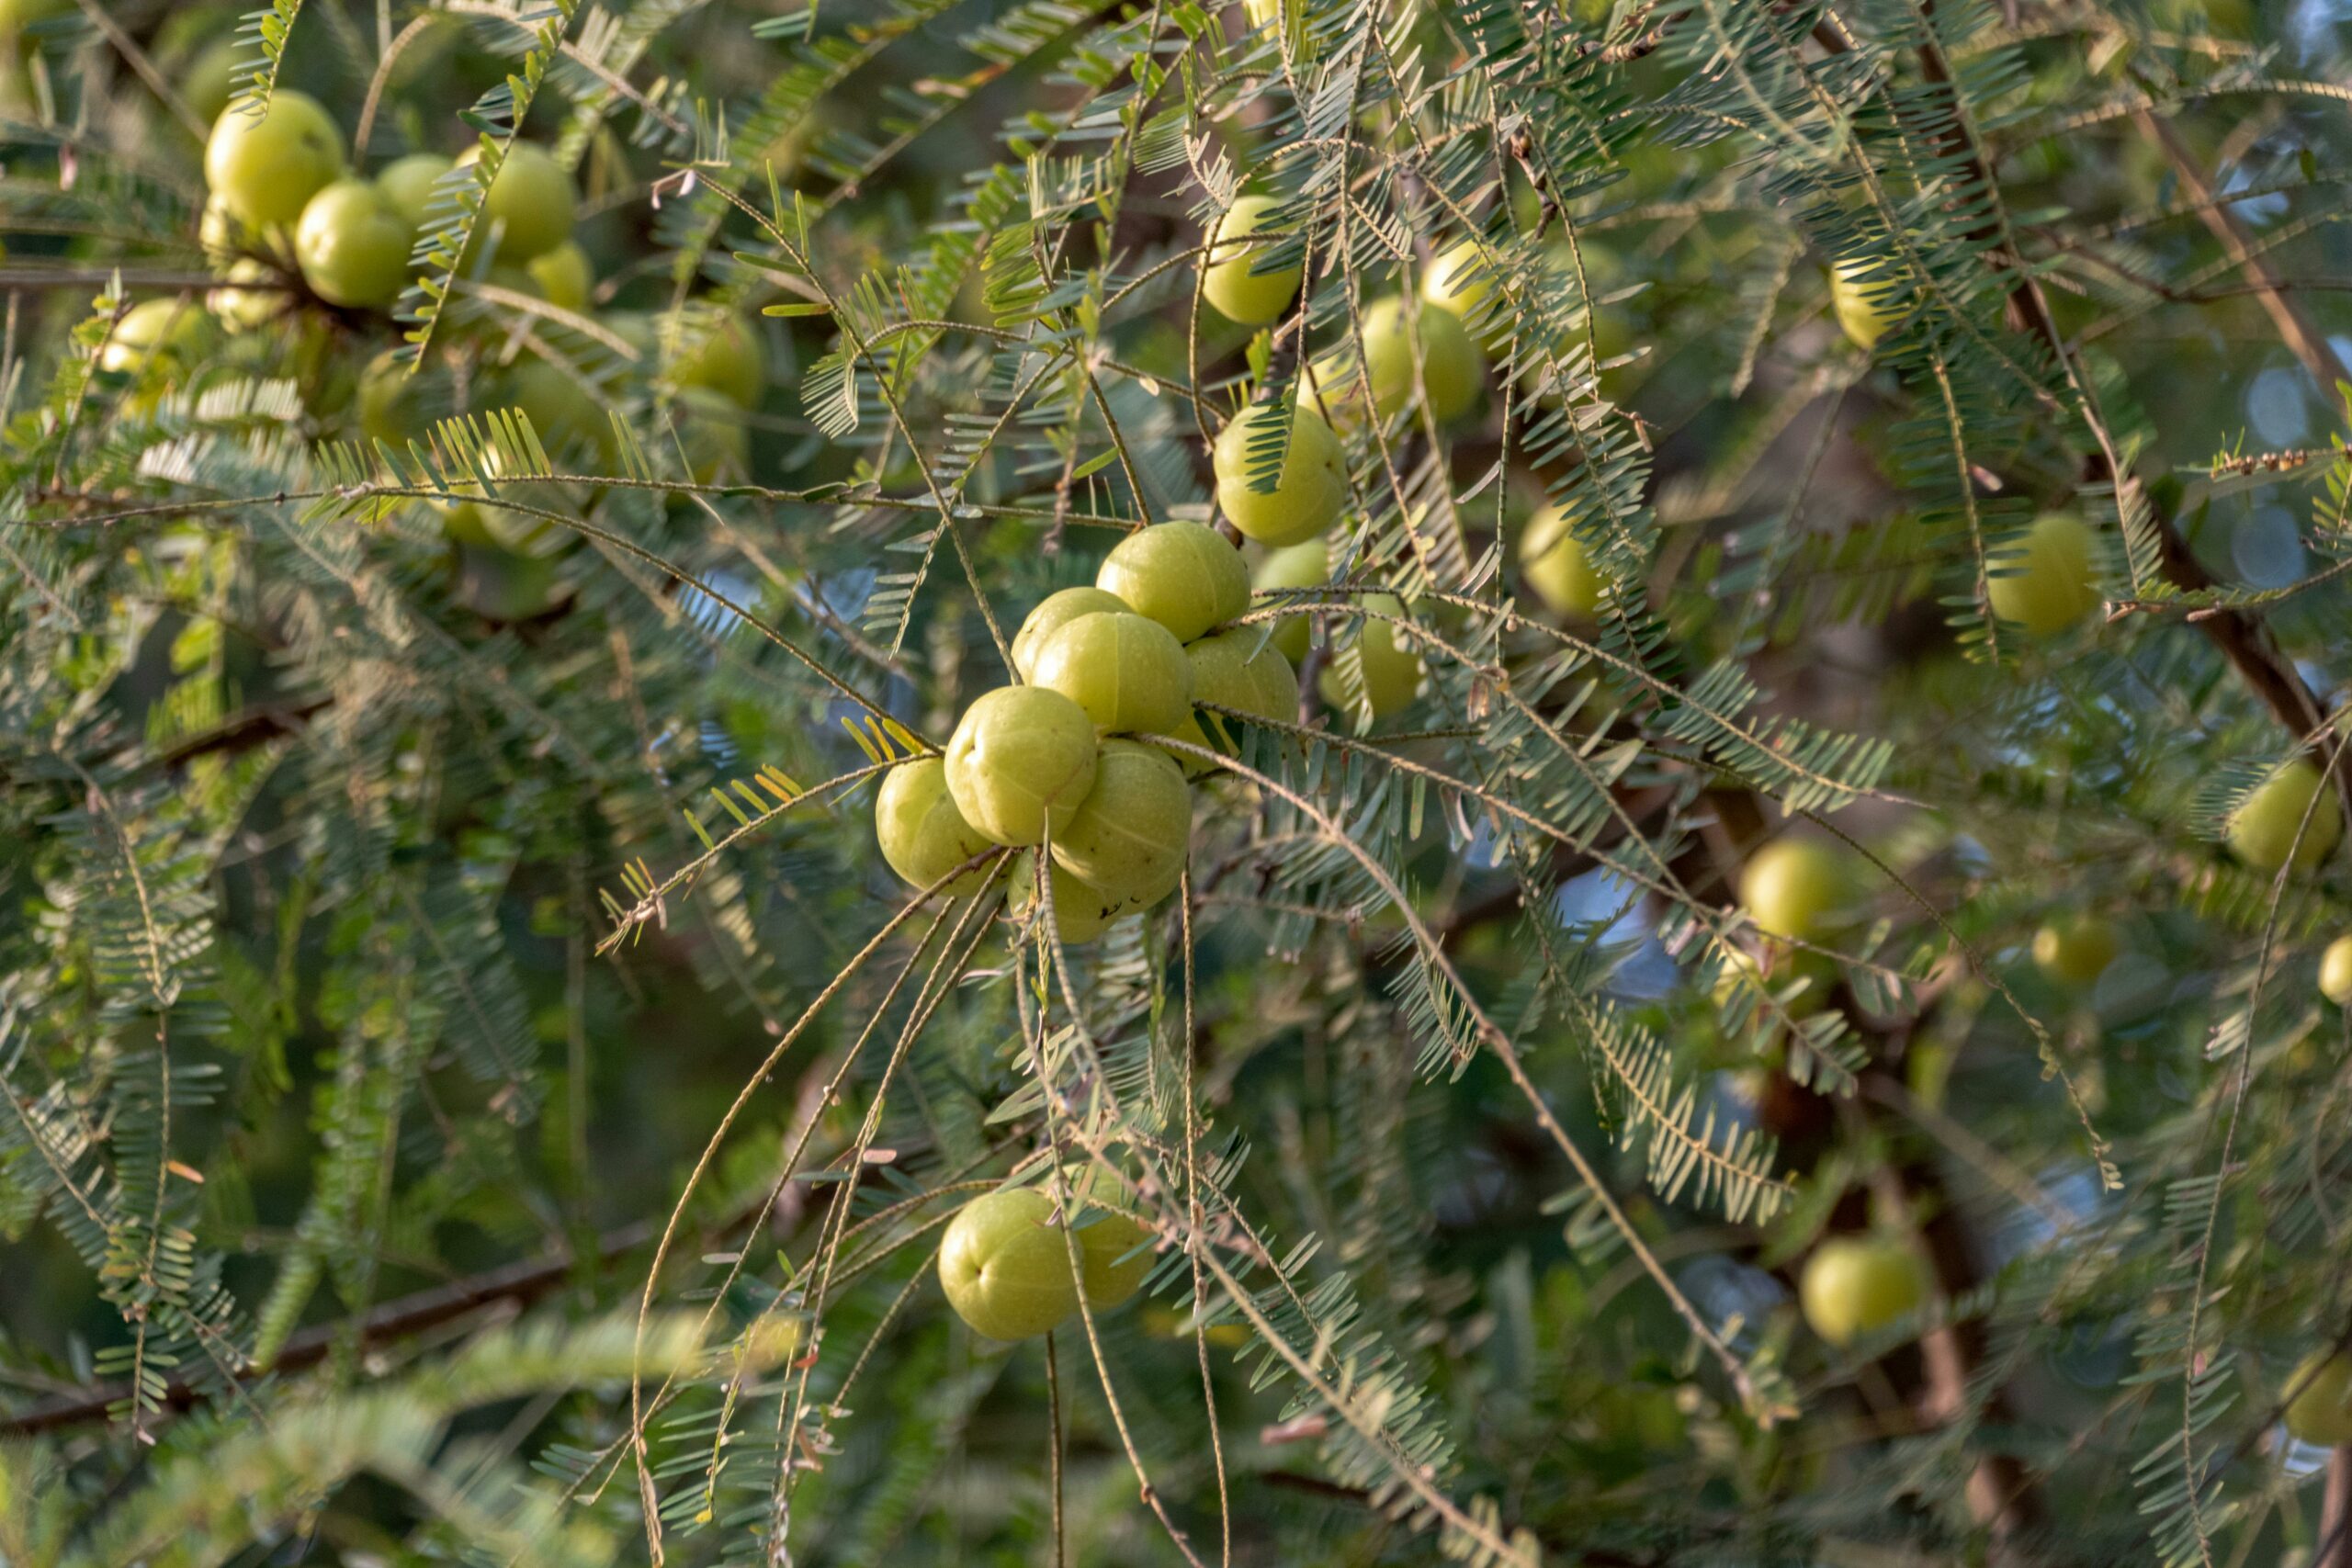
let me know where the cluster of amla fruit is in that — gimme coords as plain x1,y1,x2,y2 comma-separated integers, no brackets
874,522,1301,945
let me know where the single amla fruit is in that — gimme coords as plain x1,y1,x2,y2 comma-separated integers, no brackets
1050,739,1192,904
1423,239,1496,320
875,756,997,897
1800,1236,1929,1348
294,178,414,310
1202,194,1301,326
1096,521,1251,645
1008,852,1126,946
937,1188,1082,1340
1029,612,1193,737
2285,1350,2352,1447
374,152,452,231
1060,1163,1153,1310
2228,758,2343,873
206,88,346,231
1521,504,1602,620
97,298,209,376
454,141,576,263
1355,294,1483,423
2322,935,2352,1006
178,35,241,130
944,685,1101,847
1167,629,1300,773
1740,837,1859,944
2032,914,2119,988
1317,594,1422,718
1012,586,1131,681
1828,256,1900,350
526,239,594,313
669,310,766,409
1253,536,1329,665
1214,400,1347,547
1985,513,2098,637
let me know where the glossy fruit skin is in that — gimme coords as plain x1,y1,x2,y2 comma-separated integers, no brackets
1740,838,1856,943
207,89,346,231
1171,629,1299,772
1800,1237,1928,1347
1317,594,1421,718
937,1189,1081,1340
670,311,766,408
1423,240,1495,319
2286,1351,2352,1446
1253,537,1329,664
1061,1165,1152,1309
2322,936,2352,1007
295,178,414,309
1357,294,1483,423
944,686,1101,848
2032,915,2119,988
1012,586,1131,681
1214,400,1347,547
98,298,208,376
374,152,452,231
1029,612,1193,738
1096,522,1251,645
526,239,594,312
1521,505,1601,619
1829,257,1900,349
875,756,998,897
1985,513,2098,637
2229,759,2343,873
1009,852,1125,945
454,141,575,262
1049,739,1192,904
1202,194,1301,326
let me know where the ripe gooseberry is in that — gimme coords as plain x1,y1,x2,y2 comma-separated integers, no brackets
1253,536,1329,664
1829,256,1900,349
97,298,208,376
294,178,415,309
375,152,452,231
1740,837,1859,943
1007,852,1125,945
669,310,766,408
526,240,594,313
1060,1163,1153,1310
1423,239,1496,320
875,755,998,897
1355,294,1483,423
2031,914,2119,988
944,685,1101,847
2228,758,2342,873
1202,194,1301,326
1048,739,1192,906
1317,594,1422,718
1096,522,1251,644
1800,1236,1929,1347
1985,513,2098,637
2322,935,2352,1006
2286,1350,2352,1447
937,1188,1081,1340
1029,612,1193,737
206,88,346,231
454,141,576,263
1168,628,1299,773
1213,400,1347,547
1521,505,1601,620
1012,586,1131,681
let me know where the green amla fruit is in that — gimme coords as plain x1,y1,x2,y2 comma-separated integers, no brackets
1739,837,1860,944
1422,238,1496,320
2229,758,2342,872
374,151,452,231
178,35,242,129
1521,504,1601,620
1202,193,1301,326
1167,628,1298,775
1012,586,1131,681
97,298,209,376
454,141,575,263
937,1188,1081,1340
526,239,594,313
206,88,346,231
1060,1163,1153,1310
2286,1350,2352,1447
294,177,414,310
208,258,283,333
2322,935,2352,1007
1985,513,2098,637
502,356,614,461
1007,852,1125,946
1253,536,1329,664
1829,256,1900,350
1355,293,1483,423
1049,739,1192,907
1317,594,1421,718
438,500,560,556
874,755,997,897
1800,1236,1929,1348
2031,914,2119,988
944,685,1101,848
669,310,766,409
1096,521,1250,645
1028,611,1193,738
1214,400,1347,547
